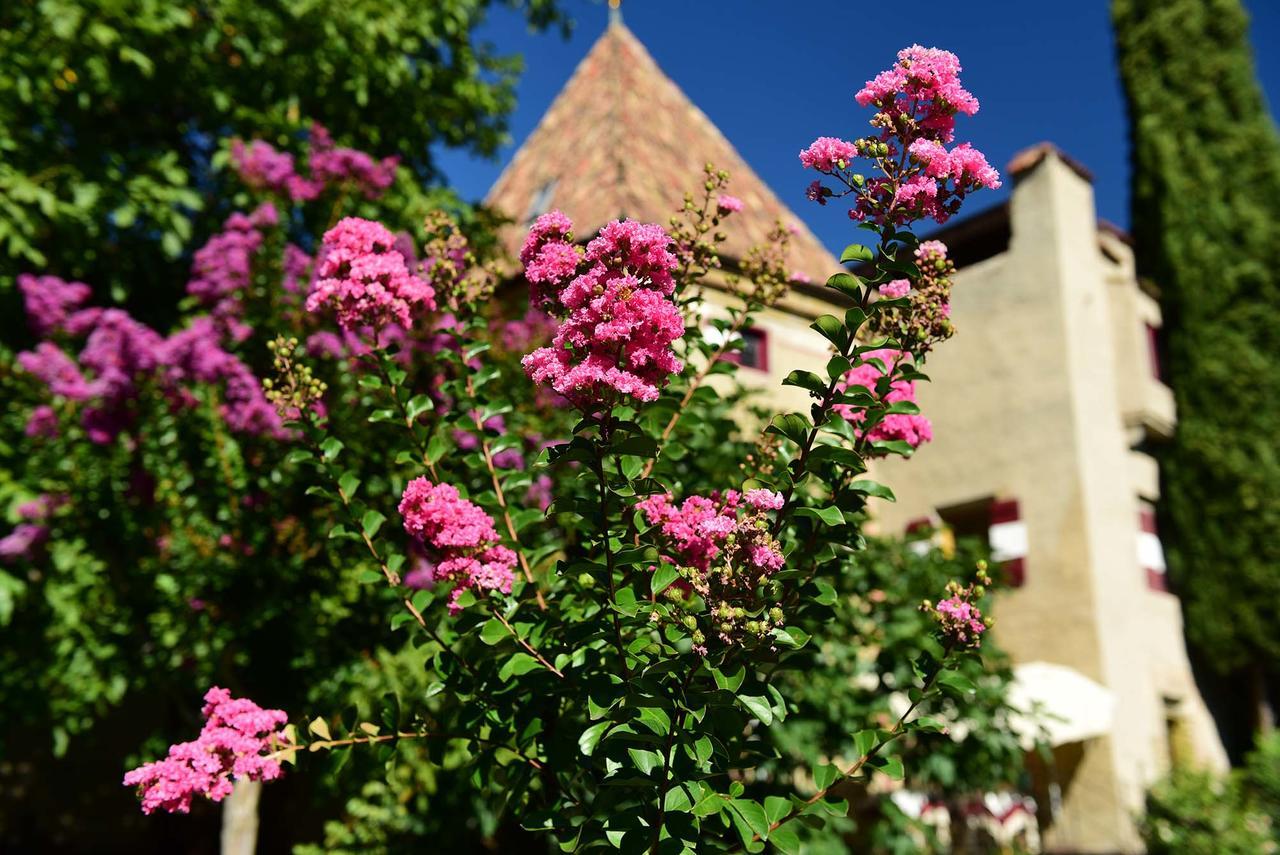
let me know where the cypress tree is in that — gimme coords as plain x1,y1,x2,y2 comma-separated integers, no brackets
1113,0,1280,731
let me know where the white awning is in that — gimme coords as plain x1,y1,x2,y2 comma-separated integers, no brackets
1007,661,1115,748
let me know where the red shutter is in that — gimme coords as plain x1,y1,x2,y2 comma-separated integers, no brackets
989,499,1027,587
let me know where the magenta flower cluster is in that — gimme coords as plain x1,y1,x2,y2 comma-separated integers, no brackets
0,495,59,563
230,123,398,202
935,597,986,647
833,348,933,450
398,478,516,614
801,45,999,225
638,488,787,651
16,276,284,443
187,203,279,340
639,489,786,576
122,687,290,815
305,217,436,332
519,212,684,410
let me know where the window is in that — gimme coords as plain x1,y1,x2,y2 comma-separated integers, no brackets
1145,322,1168,383
722,327,769,372
1138,503,1169,592
523,178,559,223
935,496,1027,587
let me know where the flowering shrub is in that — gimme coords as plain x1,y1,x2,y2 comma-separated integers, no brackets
3,46,1017,851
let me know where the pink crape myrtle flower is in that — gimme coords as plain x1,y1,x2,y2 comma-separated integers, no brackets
880,279,911,299
833,348,933,449
520,214,684,410
936,596,986,647
122,687,291,815
716,194,744,214
18,274,93,337
398,478,516,613
306,217,436,332
800,46,998,226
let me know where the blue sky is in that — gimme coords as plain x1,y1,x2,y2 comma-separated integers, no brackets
435,0,1280,255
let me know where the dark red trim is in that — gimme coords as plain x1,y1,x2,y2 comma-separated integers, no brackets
1146,567,1169,592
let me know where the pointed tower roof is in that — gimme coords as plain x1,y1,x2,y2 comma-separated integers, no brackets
485,21,840,283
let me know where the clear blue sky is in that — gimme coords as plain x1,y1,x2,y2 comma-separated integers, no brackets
435,0,1280,255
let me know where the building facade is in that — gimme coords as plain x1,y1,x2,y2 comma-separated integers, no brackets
488,19,1227,852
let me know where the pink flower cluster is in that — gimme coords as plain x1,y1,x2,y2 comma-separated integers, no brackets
18,274,93,337
519,212,684,409
800,46,998,225
637,488,787,650
186,203,278,337
230,124,398,202
935,597,986,646
833,348,933,449
716,194,744,214
17,279,284,443
398,478,516,614
0,495,54,562
872,240,957,358
305,217,436,332
123,687,290,815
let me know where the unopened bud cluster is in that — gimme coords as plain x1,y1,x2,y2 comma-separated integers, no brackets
871,240,956,359
264,336,327,420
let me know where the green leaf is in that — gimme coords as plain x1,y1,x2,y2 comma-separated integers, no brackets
284,448,313,465
711,665,745,693
479,618,510,645
498,652,541,681
765,413,811,448
810,314,849,350
853,729,880,757
844,306,868,332
736,695,773,726
840,242,875,264
664,785,694,813
764,796,793,826
627,747,663,776
826,355,852,381
910,716,947,733
361,510,385,538
781,370,827,395
848,480,896,501
320,437,344,461
937,671,977,695
795,506,845,527
813,763,840,791
650,564,680,597
406,394,433,421
426,432,448,465
825,272,862,300
770,626,810,649
308,717,331,740
729,799,770,841
814,580,838,606
338,472,361,499
578,721,610,756
637,706,672,737
770,824,801,855
878,755,905,780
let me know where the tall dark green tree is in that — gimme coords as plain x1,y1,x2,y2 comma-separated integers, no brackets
1113,0,1280,730
0,0,567,326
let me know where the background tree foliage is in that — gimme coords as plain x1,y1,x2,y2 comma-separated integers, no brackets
0,0,568,333
1112,0,1280,720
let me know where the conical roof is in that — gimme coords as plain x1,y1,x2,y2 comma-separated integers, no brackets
485,21,840,283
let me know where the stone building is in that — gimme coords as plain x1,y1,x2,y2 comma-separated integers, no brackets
486,18,1227,853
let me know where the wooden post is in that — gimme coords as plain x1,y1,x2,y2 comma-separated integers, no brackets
221,778,262,855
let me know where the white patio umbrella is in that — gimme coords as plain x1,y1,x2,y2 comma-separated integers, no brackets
1007,661,1115,748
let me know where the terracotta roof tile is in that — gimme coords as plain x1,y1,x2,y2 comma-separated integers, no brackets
485,22,841,283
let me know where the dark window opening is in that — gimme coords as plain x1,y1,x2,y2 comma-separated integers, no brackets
1146,322,1168,384
524,179,559,224
723,327,769,372
937,496,1026,587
